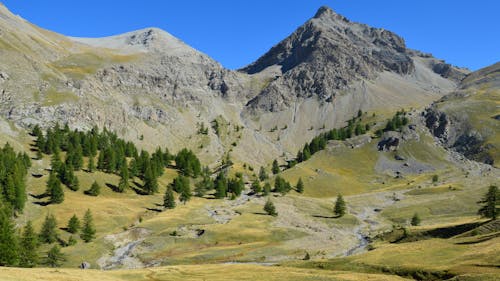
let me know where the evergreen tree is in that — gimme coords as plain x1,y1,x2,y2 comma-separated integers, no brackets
263,182,271,196
84,181,100,197
143,164,159,194
296,178,304,193
87,156,95,173
67,214,80,234
334,194,346,217
45,245,64,267
264,199,277,216
163,187,176,209
46,172,64,204
80,209,96,243
251,179,262,194
117,165,129,193
179,178,192,204
258,167,268,181
39,214,58,244
214,173,228,199
97,150,106,171
272,159,280,174
478,185,499,220
228,176,244,197
19,221,39,268
194,169,213,197
411,213,421,226
0,206,19,266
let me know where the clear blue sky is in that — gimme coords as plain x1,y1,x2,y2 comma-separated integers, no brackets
2,0,498,70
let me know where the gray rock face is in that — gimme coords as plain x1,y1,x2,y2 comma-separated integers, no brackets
241,6,416,112
0,3,466,165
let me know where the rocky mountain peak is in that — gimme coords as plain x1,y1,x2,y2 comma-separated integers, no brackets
313,6,347,22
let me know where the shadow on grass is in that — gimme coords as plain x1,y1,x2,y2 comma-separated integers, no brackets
105,183,121,193
146,207,162,213
33,201,51,206
312,215,338,219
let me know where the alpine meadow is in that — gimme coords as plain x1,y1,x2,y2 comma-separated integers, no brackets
0,3,498,281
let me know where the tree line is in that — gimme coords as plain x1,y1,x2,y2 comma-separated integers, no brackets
0,143,31,213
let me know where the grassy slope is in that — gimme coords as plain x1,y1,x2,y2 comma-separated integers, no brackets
437,86,500,167
0,264,411,281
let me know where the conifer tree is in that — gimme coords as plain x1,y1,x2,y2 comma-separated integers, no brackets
19,221,39,268
179,178,192,204
263,182,271,196
80,209,96,243
334,194,346,217
296,178,304,193
411,213,421,226
478,185,499,220
143,164,158,194
67,214,80,234
97,150,106,171
117,165,129,193
87,156,95,173
47,172,64,204
39,214,58,244
163,187,176,209
84,181,100,197
251,179,262,194
0,206,19,266
259,167,268,181
214,173,228,199
272,159,280,174
46,245,64,267
264,199,277,216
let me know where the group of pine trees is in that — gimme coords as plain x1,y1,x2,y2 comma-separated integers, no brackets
32,124,204,202
375,109,409,137
0,204,95,267
291,115,371,168
0,143,31,213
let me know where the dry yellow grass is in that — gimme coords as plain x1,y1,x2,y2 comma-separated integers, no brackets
0,264,412,281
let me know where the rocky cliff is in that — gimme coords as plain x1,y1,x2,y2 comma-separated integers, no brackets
0,4,468,166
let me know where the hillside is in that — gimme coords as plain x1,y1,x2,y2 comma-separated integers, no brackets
0,3,498,281
0,4,466,167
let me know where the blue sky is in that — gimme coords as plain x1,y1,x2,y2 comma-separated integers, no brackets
2,0,498,70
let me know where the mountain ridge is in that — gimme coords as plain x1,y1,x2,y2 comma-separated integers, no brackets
0,4,470,166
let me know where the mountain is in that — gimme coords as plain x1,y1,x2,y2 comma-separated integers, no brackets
0,4,467,166
0,4,499,280
426,62,500,166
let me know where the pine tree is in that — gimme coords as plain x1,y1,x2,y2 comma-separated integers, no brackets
47,172,64,204
19,221,39,268
117,165,129,193
263,182,271,196
179,177,192,204
264,199,277,216
214,173,227,199
143,164,158,194
296,178,304,193
478,185,499,220
259,167,268,181
80,209,96,243
39,214,58,244
97,150,105,171
87,156,95,173
411,213,421,226
0,206,19,266
272,159,280,174
84,181,100,196
251,179,262,194
163,187,176,209
45,245,64,267
67,214,80,234
334,194,346,217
